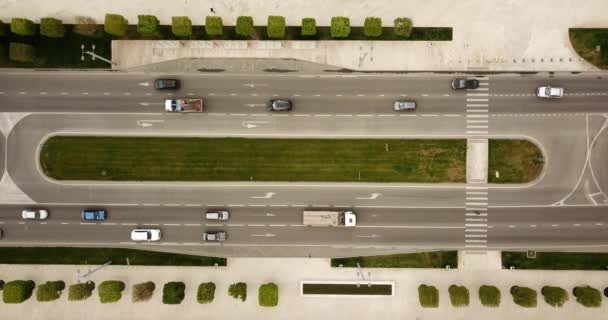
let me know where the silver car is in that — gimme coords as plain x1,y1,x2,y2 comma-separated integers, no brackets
393,100,417,112
203,231,227,242
205,210,230,220
536,86,564,98
21,209,48,220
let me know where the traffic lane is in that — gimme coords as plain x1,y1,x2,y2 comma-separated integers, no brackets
0,94,161,113
0,130,5,178
489,73,608,94
489,94,608,114
488,224,608,248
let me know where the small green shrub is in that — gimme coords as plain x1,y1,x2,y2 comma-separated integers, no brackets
259,283,278,307
267,16,286,39
163,282,185,304
172,16,192,37
394,17,413,38
448,285,469,307
137,15,160,36
205,16,223,36
11,18,35,36
197,282,216,304
104,14,128,37
228,282,247,302
9,43,35,63
418,284,439,308
541,286,568,307
331,17,350,38
363,17,382,38
36,281,65,302
68,281,95,301
301,18,316,36
479,285,501,307
236,16,254,37
98,280,125,303
40,17,65,38
2,280,35,303
511,286,537,308
573,286,601,307
73,16,102,37
132,281,155,302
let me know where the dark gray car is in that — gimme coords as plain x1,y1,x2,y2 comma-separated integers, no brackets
267,99,293,112
451,79,479,90
203,231,227,242
154,79,180,90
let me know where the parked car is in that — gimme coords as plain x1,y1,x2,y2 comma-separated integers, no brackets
393,100,417,112
451,78,480,90
21,209,48,220
205,210,230,221
131,229,162,241
154,79,180,90
536,86,564,98
266,99,293,112
81,209,107,221
203,231,227,242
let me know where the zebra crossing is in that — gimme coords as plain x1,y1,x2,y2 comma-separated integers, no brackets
465,186,489,248
466,77,489,135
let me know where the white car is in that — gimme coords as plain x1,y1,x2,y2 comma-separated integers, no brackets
131,229,162,242
536,86,564,98
205,210,229,221
21,209,48,220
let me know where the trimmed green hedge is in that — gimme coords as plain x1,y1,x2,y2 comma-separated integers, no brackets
448,285,469,307
331,251,457,268
132,281,155,302
9,43,35,63
541,286,568,307
98,280,125,303
11,18,35,36
267,16,286,39
3,280,36,303
418,285,439,308
68,281,95,301
301,18,316,36
331,16,350,38
228,282,247,302
364,17,382,38
573,286,601,307
394,17,413,38
163,282,185,304
236,16,254,37
479,285,501,307
197,282,216,304
137,15,160,36
205,16,223,36
40,18,65,38
511,286,537,308
104,14,128,37
36,281,65,302
259,283,279,307
172,16,192,37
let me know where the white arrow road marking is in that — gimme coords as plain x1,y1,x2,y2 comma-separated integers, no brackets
251,233,276,237
242,121,269,129
138,82,150,86
244,103,266,107
356,193,382,200
251,192,276,199
137,120,165,127
357,234,380,238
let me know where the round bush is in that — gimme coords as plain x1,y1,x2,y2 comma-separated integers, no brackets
364,17,382,38
511,286,537,308
98,280,126,303
541,286,568,307
40,17,65,38
10,18,35,36
137,15,159,36
301,18,316,36
228,282,247,302
394,17,413,38
418,284,439,308
205,16,223,36
259,283,278,307
267,16,286,39
197,282,216,304
236,16,254,37
36,281,65,302
132,281,155,302
172,16,192,37
573,286,601,308
448,285,469,307
68,281,95,301
2,280,36,303
479,285,501,307
162,282,185,305
104,14,128,37
331,17,350,38
9,42,35,63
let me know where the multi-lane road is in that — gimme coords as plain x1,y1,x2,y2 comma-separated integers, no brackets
0,71,607,256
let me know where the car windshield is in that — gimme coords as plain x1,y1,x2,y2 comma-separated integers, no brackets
545,88,552,96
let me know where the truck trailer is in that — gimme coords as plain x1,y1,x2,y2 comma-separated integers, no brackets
302,210,357,227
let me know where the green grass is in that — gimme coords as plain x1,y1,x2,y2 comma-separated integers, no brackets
488,139,544,183
541,286,568,307
479,285,501,307
502,251,608,270
331,251,457,268
40,137,467,183
0,247,226,266
302,283,392,295
569,28,608,69
418,285,439,307
448,285,469,307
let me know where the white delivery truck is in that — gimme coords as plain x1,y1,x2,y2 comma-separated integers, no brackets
302,210,357,227
164,99,204,112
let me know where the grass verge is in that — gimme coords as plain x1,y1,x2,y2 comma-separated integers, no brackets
40,137,467,183
488,139,544,183
0,247,226,266
502,251,608,270
569,28,608,69
302,283,392,295
331,251,457,268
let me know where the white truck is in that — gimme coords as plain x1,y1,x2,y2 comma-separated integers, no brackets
165,99,204,112
302,210,357,227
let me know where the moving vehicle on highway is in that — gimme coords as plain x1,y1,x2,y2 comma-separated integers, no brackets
203,231,227,242
81,209,107,221
205,210,229,221
303,210,357,227
393,100,417,112
267,99,293,112
154,79,180,90
21,208,48,220
451,78,479,90
131,229,162,241
165,99,203,112
536,86,564,98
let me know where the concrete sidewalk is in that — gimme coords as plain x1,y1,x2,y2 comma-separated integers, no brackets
1,253,607,320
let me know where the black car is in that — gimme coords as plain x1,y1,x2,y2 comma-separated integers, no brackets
154,79,180,90
266,99,293,112
451,79,479,90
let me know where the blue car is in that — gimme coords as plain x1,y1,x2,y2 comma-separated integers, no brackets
81,209,106,221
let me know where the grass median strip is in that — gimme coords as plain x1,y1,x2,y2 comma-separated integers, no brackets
331,251,457,268
40,136,466,182
502,251,608,270
488,139,544,183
